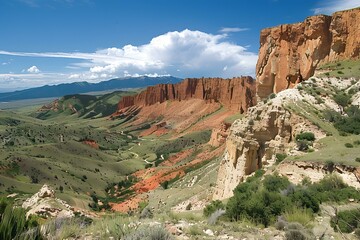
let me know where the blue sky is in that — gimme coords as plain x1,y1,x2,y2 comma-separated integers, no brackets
0,0,359,91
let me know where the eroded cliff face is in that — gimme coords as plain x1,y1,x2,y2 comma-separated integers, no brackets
214,99,293,199
117,77,256,113
213,87,329,200
256,8,360,99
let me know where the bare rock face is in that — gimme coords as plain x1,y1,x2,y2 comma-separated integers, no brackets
208,122,232,147
117,77,256,113
22,184,74,218
214,100,293,200
277,161,360,189
256,8,360,99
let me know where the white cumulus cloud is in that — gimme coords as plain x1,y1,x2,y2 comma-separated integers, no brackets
313,0,360,14
27,65,40,73
87,29,257,78
0,29,258,90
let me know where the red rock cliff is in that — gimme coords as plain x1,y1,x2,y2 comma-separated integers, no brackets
256,7,360,99
118,77,256,113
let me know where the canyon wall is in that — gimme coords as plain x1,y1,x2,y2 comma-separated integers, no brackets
256,8,360,99
117,77,256,113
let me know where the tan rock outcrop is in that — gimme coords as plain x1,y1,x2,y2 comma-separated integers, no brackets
214,99,293,199
256,7,360,99
118,77,256,113
276,161,360,189
22,184,74,218
208,122,232,147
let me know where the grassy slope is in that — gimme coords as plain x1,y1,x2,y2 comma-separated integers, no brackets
318,59,360,79
0,88,235,209
284,59,360,167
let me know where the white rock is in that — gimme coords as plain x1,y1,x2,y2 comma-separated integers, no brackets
203,229,214,236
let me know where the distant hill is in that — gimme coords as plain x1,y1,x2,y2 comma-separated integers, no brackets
0,76,181,102
33,90,136,119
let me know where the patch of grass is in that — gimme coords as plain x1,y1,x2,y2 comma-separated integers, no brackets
224,113,243,124
283,207,314,227
318,59,360,78
287,135,360,167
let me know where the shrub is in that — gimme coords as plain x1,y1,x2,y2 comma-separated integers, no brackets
325,160,335,173
330,209,360,233
276,153,287,164
345,143,353,148
334,93,351,107
289,189,319,213
124,225,174,240
203,200,225,217
263,175,290,192
161,181,169,189
269,93,276,99
285,222,314,240
185,203,192,211
297,140,309,151
356,157,360,162
308,174,360,202
226,175,291,226
139,207,153,219
301,177,311,186
295,132,315,141
275,216,288,230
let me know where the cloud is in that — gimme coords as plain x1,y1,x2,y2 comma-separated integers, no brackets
219,27,250,33
0,29,258,90
27,65,40,73
313,0,360,14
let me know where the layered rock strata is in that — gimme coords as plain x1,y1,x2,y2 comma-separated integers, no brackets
256,8,360,99
117,77,256,113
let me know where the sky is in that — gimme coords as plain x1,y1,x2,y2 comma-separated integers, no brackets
0,0,359,92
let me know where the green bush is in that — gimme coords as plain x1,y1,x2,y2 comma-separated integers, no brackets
345,143,353,148
269,93,276,99
203,200,225,217
297,140,309,151
356,157,360,163
330,209,360,233
225,173,360,228
334,93,351,107
263,175,290,192
295,132,315,141
308,174,360,202
226,175,291,226
276,153,287,164
289,189,319,213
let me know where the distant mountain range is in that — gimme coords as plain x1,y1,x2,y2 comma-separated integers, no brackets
0,76,182,102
